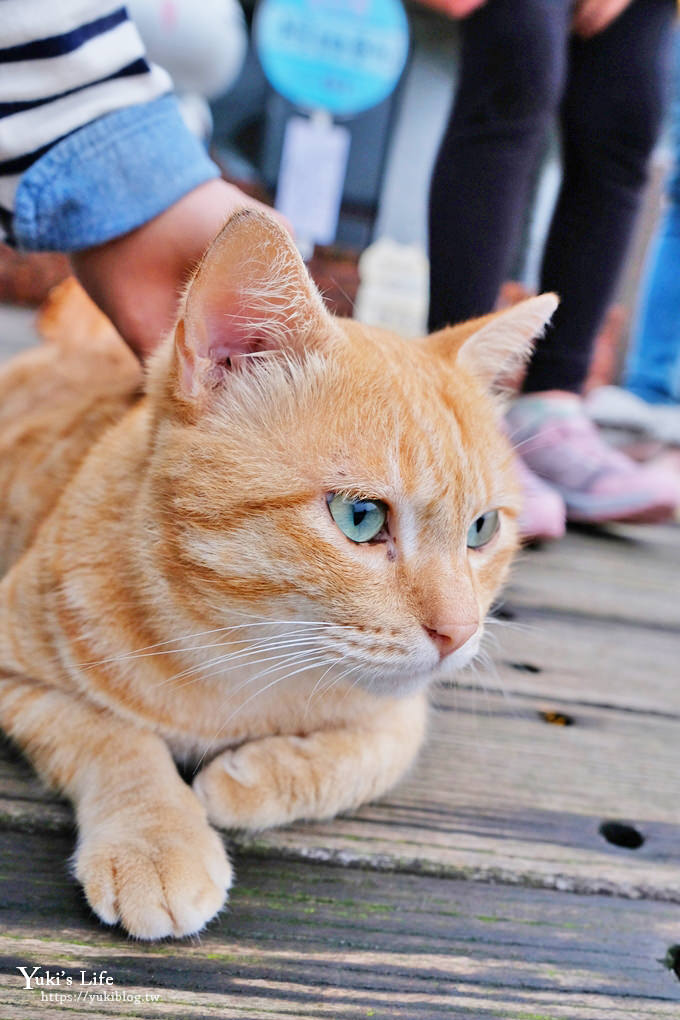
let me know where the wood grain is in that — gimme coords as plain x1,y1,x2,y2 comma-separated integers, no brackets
1,836,679,1019
2,677,679,901
481,606,680,715
506,524,680,628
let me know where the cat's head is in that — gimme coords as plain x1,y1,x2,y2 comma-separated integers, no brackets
146,210,556,695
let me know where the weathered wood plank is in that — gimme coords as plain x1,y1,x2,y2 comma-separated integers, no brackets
240,687,680,901
1,836,679,1018
506,524,680,628
2,683,679,901
479,605,680,715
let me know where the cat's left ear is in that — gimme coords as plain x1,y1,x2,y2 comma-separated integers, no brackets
425,294,559,394
174,208,330,401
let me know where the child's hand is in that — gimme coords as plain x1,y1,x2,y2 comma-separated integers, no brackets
70,179,291,359
572,0,634,38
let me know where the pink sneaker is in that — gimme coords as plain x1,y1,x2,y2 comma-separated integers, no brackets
512,455,567,541
507,395,680,524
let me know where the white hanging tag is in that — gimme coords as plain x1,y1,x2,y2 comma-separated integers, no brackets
275,111,351,256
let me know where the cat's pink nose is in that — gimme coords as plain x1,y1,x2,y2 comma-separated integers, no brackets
424,621,478,659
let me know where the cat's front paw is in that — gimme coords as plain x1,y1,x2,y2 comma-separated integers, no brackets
193,737,319,830
193,742,286,830
193,746,260,829
74,808,232,939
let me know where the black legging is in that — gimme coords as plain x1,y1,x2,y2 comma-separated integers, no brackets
428,0,675,393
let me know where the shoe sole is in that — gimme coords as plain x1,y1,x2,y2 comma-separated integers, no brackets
567,501,676,525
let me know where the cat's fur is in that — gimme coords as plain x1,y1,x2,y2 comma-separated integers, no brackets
0,211,556,939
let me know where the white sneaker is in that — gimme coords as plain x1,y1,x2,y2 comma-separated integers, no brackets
586,385,680,445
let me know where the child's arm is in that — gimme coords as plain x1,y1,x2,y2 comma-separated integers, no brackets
0,2,285,356
0,3,204,252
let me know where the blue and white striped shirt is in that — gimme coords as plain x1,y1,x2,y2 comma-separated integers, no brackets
0,1,217,249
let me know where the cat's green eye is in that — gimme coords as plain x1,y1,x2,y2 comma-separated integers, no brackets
467,510,500,549
328,494,388,544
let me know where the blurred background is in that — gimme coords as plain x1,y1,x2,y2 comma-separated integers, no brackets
0,0,674,392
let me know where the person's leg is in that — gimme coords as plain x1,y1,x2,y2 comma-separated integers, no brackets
625,31,680,405
508,0,680,526
624,205,680,404
523,0,675,394
427,0,570,331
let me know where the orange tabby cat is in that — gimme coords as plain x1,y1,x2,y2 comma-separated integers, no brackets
0,210,556,939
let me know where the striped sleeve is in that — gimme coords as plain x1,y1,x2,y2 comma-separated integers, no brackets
0,1,218,249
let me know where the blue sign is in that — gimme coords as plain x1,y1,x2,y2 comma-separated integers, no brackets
254,0,410,117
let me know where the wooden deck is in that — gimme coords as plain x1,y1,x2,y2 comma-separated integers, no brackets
1,308,679,1018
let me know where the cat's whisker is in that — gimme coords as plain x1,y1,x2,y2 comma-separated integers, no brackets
303,651,356,714
193,648,335,694
484,616,537,638
305,661,345,704
503,416,555,447
163,642,335,693
473,645,503,694
303,660,341,713
195,653,340,772
79,624,252,666
81,619,351,668
509,422,571,456
316,658,367,703
504,421,527,444
144,632,330,681
175,639,339,697
154,633,334,689
454,638,527,733
336,663,371,703
480,629,504,655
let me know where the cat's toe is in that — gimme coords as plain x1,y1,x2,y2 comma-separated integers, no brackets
193,749,262,828
75,824,232,939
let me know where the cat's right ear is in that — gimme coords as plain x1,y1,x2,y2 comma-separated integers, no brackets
425,294,559,396
173,209,330,404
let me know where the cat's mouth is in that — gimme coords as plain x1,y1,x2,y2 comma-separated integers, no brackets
330,628,482,697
